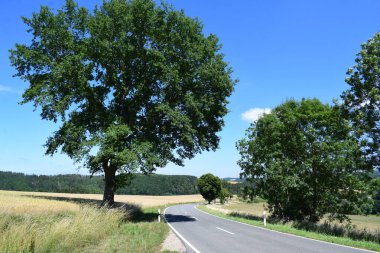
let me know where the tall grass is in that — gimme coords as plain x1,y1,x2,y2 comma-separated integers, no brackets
0,206,126,253
0,191,178,253
0,191,130,253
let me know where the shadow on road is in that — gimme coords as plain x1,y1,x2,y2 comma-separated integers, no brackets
165,214,197,223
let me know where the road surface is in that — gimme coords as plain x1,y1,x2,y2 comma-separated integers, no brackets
164,204,375,253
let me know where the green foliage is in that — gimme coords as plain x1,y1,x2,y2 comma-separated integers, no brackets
197,173,221,204
219,187,230,204
117,174,199,195
9,0,235,204
237,98,372,222
341,32,380,170
0,171,199,195
241,186,255,202
370,178,380,214
371,170,380,179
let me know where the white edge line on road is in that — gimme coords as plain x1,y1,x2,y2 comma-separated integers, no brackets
216,226,235,235
164,206,201,253
194,205,376,253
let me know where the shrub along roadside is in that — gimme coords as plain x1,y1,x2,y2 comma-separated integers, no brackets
197,205,380,252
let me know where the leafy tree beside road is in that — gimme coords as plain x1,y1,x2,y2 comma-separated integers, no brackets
341,32,380,171
10,0,235,205
237,99,372,222
198,173,222,204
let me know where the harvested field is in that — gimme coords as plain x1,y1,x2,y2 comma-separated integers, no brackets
0,190,203,207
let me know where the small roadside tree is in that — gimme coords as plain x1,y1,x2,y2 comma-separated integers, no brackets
9,0,235,205
237,99,371,222
341,32,380,170
198,173,222,204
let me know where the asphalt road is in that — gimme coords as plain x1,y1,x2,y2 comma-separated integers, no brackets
164,204,376,253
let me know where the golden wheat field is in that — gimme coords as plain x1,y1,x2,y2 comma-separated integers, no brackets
0,190,203,207
0,190,202,253
0,191,123,252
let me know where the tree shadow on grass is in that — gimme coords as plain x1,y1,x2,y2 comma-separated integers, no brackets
22,195,153,222
23,195,103,206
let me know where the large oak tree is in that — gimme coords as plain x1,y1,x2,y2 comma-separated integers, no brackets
10,0,235,205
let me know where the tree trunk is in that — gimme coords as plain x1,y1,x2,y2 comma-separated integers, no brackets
102,164,116,207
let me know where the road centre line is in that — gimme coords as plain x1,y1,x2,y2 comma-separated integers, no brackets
216,226,235,235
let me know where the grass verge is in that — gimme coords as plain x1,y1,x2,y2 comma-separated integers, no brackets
198,204,380,252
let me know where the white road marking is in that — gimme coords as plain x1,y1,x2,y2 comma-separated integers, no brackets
216,226,235,235
164,206,201,253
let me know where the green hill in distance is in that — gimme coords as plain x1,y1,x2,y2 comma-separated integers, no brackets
0,171,199,196
0,171,248,196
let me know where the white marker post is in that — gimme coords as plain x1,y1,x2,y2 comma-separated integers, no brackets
263,210,267,227
158,209,161,223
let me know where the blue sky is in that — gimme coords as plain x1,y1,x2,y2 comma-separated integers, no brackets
1,0,379,177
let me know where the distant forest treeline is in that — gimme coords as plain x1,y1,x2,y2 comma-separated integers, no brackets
0,171,199,195
0,171,246,195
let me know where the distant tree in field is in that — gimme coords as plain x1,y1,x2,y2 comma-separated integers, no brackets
198,173,221,204
237,99,371,222
370,178,380,214
341,32,380,170
241,186,254,202
9,0,235,205
219,187,230,204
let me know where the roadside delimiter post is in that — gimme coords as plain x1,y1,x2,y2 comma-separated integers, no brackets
263,210,267,227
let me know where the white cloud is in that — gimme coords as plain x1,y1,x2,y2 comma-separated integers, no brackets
241,108,271,123
0,85,12,93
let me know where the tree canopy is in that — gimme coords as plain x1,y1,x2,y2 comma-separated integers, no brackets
197,173,221,204
237,99,371,222
9,0,235,205
341,32,380,170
